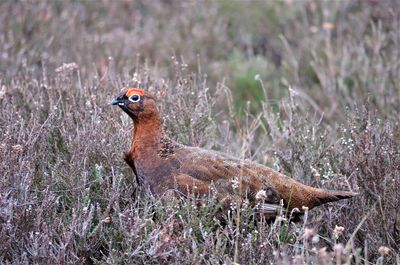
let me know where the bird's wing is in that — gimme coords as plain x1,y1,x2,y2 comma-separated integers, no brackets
172,146,282,205
172,146,357,210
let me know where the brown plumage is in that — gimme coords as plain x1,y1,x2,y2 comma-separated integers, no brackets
111,88,357,216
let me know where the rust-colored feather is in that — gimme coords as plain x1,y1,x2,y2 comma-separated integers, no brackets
112,91,357,217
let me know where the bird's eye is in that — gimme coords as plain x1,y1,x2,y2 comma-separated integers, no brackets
128,94,141,103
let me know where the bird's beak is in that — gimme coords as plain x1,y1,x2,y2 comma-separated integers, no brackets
111,98,124,106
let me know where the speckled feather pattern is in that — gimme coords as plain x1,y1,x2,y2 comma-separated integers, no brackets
114,89,357,215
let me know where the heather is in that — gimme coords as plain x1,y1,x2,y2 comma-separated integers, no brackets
0,1,399,264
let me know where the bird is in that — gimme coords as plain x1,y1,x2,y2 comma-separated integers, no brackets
111,88,357,217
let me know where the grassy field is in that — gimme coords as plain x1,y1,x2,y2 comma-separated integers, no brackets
1,0,399,264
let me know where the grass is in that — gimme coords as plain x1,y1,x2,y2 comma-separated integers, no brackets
0,0,399,264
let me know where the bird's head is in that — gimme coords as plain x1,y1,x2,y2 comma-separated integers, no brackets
111,88,158,122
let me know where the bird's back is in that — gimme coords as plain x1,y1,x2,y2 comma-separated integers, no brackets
156,141,356,210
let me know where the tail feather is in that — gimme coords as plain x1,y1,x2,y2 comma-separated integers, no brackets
313,189,358,207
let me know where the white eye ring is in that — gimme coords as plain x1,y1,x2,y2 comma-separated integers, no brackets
128,94,141,103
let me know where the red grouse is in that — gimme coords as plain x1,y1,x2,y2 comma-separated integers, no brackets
111,88,356,216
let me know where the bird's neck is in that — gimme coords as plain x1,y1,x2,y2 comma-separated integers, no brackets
131,115,163,159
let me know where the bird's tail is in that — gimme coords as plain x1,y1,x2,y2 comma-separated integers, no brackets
312,189,358,208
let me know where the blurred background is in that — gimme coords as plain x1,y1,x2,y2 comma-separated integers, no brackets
1,0,399,121
1,0,399,264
